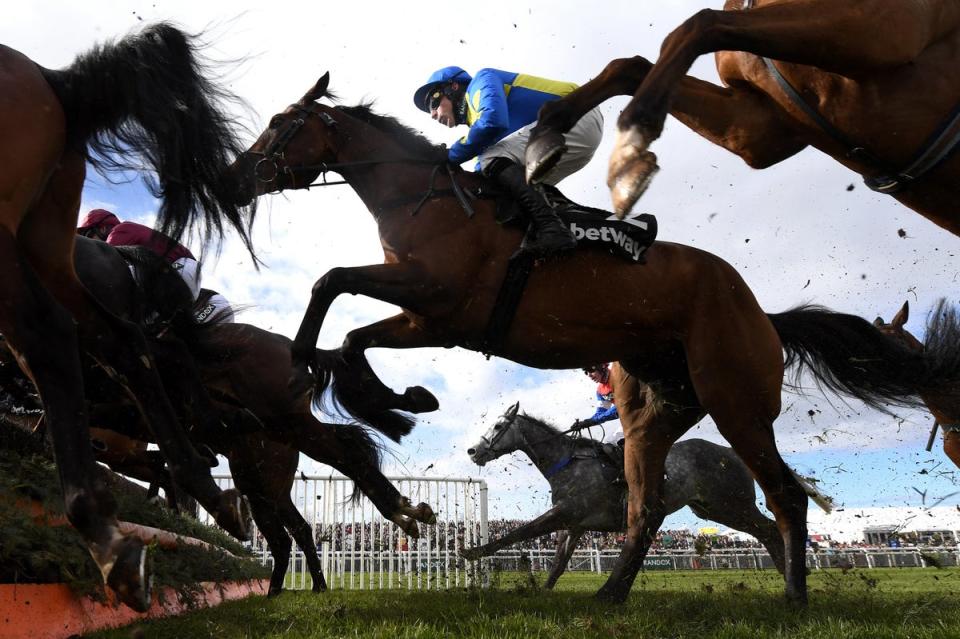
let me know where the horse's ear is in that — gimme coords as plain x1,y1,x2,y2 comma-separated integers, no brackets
506,402,520,419
873,316,885,327
300,72,331,105
891,301,910,328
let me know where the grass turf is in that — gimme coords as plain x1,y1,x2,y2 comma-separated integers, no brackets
90,567,960,638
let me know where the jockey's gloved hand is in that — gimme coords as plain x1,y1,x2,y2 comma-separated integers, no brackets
431,144,451,165
571,419,591,431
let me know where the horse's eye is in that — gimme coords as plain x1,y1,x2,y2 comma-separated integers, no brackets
268,115,285,129
494,424,503,430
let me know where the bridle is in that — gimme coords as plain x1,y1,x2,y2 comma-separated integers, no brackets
246,102,349,191
476,411,589,476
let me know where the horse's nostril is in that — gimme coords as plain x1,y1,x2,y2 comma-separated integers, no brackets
467,448,476,455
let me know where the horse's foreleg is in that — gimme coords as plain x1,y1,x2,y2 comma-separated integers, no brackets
526,56,653,183
335,314,447,413
611,0,960,216
544,529,583,589
290,263,433,395
461,506,567,560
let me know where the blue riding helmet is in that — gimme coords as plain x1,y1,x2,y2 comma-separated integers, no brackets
413,66,473,112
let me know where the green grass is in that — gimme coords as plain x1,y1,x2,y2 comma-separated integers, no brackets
90,568,960,638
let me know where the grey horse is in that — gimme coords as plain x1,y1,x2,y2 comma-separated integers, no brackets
464,402,832,588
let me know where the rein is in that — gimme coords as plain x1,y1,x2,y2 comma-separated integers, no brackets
743,0,960,193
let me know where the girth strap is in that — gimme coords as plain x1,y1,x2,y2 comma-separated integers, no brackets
479,251,535,357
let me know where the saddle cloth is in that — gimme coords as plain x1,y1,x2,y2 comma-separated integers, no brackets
493,183,658,262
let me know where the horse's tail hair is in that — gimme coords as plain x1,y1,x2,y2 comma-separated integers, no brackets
788,467,834,513
41,22,255,258
310,350,415,443
767,304,954,412
328,422,385,503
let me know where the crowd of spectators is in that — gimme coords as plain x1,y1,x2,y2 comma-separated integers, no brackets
248,518,955,556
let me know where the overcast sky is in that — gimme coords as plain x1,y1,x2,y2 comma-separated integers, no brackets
7,1,960,532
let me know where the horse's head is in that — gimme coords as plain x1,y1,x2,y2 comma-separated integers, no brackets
227,73,341,205
873,301,923,353
467,402,523,466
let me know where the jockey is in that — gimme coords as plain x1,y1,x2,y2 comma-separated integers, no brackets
572,363,624,483
575,363,623,444
77,209,233,322
413,66,603,256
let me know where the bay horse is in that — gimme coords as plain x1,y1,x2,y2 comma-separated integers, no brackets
873,299,960,468
463,401,834,587
226,74,960,604
0,22,256,609
13,235,436,596
525,0,960,234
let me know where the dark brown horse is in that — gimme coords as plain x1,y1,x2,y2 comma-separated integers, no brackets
226,75,960,604
23,236,434,597
0,23,254,609
874,299,960,468
525,0,960,234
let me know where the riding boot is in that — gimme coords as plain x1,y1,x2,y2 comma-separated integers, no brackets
490,160,576,256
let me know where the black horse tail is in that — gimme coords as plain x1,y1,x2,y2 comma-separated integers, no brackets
328,422,385,503
310,350,415,443
41,22,255,257
768,302,960,412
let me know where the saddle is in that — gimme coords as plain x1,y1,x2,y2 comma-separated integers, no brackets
488,181,658,263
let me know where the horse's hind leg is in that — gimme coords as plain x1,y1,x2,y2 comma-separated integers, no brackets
311,315,445,442
278,497,327,593
595,372,702,603
0,229,150,610
544,529,583,590
612,0,960,214
685,297,807,601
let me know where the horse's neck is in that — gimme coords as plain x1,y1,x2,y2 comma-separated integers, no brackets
334,128,423,211
516,417,572,473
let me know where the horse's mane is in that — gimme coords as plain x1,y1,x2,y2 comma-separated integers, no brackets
518,412,567,438
337,103,441,159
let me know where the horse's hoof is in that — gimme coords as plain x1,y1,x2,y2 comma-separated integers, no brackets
525,128,568,184
395,516,420,539
216,489,253,541
267,586,283,598
608,126,659,218
106,537,152,613
415,502,437,525
403,386,439,413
